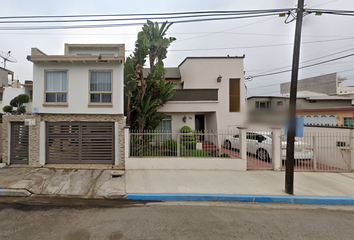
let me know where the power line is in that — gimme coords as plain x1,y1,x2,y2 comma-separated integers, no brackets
0,9,293,19
250,46,354,76
0,13,283,31
124,37,354,52
252,52,354,78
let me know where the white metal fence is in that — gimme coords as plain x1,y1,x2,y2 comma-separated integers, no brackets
284,132,352,172
129,130,241,159
127,128,354,172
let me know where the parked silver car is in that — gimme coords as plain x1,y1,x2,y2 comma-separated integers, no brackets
224,132,313,161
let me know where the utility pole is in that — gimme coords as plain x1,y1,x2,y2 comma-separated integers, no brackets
285,0,305,194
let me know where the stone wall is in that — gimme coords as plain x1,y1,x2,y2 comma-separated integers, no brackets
2,114,41,166
3,113,125,168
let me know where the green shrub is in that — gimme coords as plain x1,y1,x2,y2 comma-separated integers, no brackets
182,149,211,157
3,105,13,113
180,125,193,133
182,141,196,150
18,106,26,114
180,126,196,149
163,139,177,151
209,150,219,157
219,153,231,158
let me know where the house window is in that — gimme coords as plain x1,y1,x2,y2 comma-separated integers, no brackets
344,118,354,127
29,90,33,101
154,116,172,141
0,92,3,101
45,71,68,103
277,101,283,106
256,101,271,109
229,79,240,112
89,70,112,103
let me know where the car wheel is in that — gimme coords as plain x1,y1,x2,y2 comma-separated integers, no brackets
225,140,231,150
256,148,270,162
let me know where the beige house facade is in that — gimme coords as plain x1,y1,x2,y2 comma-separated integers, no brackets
3,44,125,168
154,57,247,135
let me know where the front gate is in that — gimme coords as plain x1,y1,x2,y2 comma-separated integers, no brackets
46,122,115,164
10,122,29,164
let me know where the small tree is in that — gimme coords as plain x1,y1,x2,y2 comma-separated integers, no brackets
3,94,29,114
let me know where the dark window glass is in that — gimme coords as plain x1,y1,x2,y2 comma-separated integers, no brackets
46,93,56,102
101,94,112,103
90,94,100,103
229,79,240,112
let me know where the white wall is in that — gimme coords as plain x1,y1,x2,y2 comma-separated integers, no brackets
32,62,124,114
179,58,246,130
168,112,195,135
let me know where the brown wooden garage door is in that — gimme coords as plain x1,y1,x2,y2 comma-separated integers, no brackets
46,122,114,164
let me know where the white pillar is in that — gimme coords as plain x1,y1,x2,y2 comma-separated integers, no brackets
237,127,248,160
271,127,282,171
115,122,119,165
124,126,130,159
7,122,11,165
350,129,354,171
39,121,46,166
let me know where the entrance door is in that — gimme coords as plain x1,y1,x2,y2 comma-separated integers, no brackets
195,115,205,131
10,122,29,164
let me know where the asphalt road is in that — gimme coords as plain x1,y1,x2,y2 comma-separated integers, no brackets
0,198,354,240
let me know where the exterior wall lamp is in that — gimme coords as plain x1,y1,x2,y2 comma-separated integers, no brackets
183,116,187,123
217,75,222,82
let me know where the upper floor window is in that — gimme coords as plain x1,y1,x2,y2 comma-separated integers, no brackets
256,101,271,109
89,70,112,103
0,92,3,101
45,70,68,103
229,79,240,112
29,90,33,101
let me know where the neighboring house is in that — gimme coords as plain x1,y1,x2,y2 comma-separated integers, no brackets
0,66,12,88
0,80,33,113
3,43,125,167
146,56,247,136
281,72,354,97
248,95,354,126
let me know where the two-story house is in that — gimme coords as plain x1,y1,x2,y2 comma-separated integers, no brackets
2,44,125,167
148,56,246,135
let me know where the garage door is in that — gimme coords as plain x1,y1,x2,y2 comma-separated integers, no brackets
46,122,114,164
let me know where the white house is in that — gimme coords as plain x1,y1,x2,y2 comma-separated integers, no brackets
3,44,125,167
152,57,247,134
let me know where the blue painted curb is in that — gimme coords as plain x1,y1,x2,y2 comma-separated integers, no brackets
126,193,354,205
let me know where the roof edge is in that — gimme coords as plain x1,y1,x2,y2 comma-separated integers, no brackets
178,56,245,68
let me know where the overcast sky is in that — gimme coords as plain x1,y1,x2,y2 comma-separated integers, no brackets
1,0,353,96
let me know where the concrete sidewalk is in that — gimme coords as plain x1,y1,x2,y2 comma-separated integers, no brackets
126,170,354,197
0,168,125,199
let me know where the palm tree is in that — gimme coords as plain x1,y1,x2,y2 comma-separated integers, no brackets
142,20,176,71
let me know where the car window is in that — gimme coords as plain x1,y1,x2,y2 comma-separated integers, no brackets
246,133,257,140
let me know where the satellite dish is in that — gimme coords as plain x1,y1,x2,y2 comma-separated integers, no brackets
0,50,17,69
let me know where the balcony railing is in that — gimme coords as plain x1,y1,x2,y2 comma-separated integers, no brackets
169,89,218,101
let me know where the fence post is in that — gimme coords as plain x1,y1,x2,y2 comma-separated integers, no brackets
350,129,354,172
177,133,181,157
313,135,317,171
271,127,282,171
124,126,130,159
237,127,248,161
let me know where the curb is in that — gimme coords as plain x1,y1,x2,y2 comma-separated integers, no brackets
126,193,354,205
0,188,32,197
